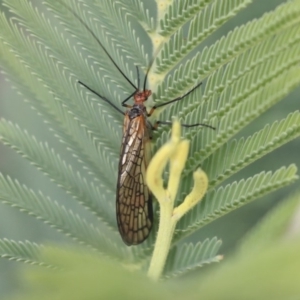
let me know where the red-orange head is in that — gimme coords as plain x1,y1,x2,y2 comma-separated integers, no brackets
134,89,152,105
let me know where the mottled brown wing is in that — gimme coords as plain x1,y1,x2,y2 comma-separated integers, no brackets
116,113,153,245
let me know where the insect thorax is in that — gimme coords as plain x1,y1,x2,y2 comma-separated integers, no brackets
128,104,147,120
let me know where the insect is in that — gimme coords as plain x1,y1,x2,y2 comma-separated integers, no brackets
59,2,215,245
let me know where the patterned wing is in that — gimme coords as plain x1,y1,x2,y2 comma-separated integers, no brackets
116,114,153,245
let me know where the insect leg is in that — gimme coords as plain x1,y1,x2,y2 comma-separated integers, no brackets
148,81,203,116
121,91,137,108
148,81,215,130
154,120,215,130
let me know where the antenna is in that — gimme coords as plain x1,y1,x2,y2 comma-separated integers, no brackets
56,0,138,90
143,44,164,91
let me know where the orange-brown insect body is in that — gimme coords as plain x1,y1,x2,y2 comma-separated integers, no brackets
116,90,154,245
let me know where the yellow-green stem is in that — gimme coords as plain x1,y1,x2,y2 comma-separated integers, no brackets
146,121,209,280
147,199,176,280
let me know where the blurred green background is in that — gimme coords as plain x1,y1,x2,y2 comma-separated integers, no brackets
0,0,299,296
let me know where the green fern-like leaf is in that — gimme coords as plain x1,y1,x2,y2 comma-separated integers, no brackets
117,0,155,32
175,165,299,243
155,0,300,104
0,173,128,260
0,0,299,280
159,0,213,37
0,119,116,227
204,111,300,188
163,238,222,279
157,0,252,74
182,66,300,176
0,239,51,267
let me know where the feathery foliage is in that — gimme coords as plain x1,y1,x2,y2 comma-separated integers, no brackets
163,237,222,278
0,239,47,266
175,165,298,242
0,0,299,286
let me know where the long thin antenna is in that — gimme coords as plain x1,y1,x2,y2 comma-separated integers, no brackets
143,59,153,92
78,81,125,115
143,43,164,91
136,66,140,89
56,0,138,90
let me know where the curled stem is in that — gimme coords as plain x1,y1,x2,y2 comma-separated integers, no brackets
146,120,209,280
